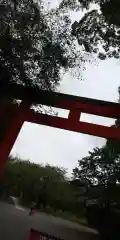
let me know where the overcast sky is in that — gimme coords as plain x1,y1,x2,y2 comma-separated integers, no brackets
11,1,120,175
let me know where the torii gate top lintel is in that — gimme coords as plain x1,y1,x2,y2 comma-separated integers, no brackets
2,83,120,119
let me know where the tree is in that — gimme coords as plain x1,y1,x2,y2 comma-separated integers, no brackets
73,135,120,209
1,156,67,203
0,0,70,91
0,0,86,92
73,141,120,236
44,4,87,81
70,0,120,60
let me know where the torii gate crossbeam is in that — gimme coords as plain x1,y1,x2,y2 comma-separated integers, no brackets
0,83,120,174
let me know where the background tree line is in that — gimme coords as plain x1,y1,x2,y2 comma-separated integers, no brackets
0,156,86,224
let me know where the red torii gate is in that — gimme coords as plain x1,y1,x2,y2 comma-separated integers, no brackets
0,83,120,174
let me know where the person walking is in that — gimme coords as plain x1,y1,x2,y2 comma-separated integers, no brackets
29,202,36,216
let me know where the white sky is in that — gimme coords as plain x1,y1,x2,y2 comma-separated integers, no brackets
10,1,120,175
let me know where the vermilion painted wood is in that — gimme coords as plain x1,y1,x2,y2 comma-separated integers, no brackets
26,109,120,140
0,101,30,175
28,228,63,240
0,83,120,176
2,83,120,118
3,104,119,140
